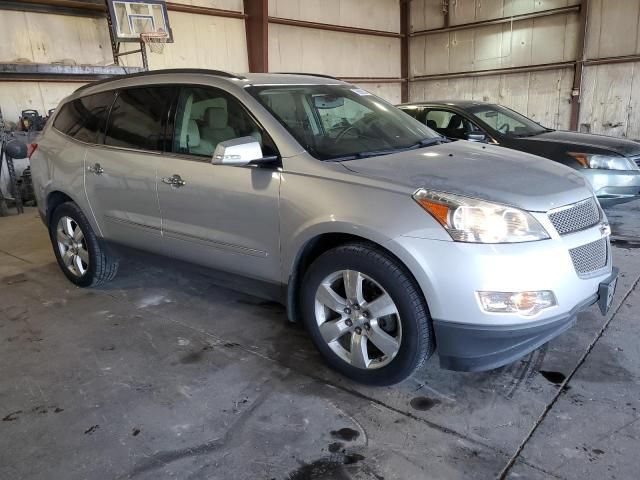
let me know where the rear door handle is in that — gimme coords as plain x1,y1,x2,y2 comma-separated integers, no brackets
162,174,186,188
87,163,104,175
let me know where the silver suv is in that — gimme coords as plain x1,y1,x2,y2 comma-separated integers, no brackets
30,69,618,385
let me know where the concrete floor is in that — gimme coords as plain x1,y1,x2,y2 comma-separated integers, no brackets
1,205,639,480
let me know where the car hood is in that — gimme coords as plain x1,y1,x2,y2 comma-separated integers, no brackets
520,130,640,157
340,141,591,212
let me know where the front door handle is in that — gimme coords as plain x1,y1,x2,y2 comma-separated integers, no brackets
87,163,104,175
162,174,186,188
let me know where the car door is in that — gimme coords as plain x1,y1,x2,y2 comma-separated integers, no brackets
156,85,282,283
85,86,175,255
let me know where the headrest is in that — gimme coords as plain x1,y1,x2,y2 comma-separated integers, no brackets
426,119,437,129
206,106,228,129
447,115,463,129
186,119,200,147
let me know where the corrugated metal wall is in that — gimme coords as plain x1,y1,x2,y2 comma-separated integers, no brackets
409,0,580,130
409,0,640,138
267,0,403,103
0,0,403,125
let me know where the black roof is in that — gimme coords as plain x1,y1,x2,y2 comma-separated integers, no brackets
397,100,492,108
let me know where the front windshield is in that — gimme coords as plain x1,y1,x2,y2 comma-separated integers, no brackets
468,105,548,137
247,85,440,160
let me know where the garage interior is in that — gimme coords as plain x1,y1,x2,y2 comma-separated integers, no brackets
1,1,640,479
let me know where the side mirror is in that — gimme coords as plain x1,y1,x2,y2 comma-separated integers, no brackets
212,136,265,166
4,139,28,159
465,132,487,143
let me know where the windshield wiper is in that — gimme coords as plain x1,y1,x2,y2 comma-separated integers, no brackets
407,137,450,149
325,137,448,162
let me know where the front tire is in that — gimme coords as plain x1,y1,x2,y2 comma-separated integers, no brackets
49,202,118,287
301,243,434,386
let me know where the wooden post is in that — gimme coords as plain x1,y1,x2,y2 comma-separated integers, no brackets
243,0,268,72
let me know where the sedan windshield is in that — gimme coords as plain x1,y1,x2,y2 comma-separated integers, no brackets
247,85,440,160
468,104,548,138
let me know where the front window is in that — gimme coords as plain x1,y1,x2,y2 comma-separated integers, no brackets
247,85,439,160
468,105,548,138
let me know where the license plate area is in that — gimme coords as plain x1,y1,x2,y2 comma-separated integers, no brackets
598,267,619,315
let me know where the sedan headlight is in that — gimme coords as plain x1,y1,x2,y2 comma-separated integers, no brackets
413,189,549,243
569,152,638,171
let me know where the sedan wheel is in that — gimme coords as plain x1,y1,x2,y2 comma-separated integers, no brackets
314,269,402,370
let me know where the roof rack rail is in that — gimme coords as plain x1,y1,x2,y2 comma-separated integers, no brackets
272,72,341,80
75,68,247,93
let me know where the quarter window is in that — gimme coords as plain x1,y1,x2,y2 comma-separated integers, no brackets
53,92,115,143
425,109,482,138
172,86,277,158
104,87,174,151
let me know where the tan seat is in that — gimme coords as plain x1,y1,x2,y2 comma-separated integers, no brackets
184,119,213,156
201,106,236,148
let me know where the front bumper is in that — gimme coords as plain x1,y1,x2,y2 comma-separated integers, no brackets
391,220,614,372
582,169,640,206
434,294,595,371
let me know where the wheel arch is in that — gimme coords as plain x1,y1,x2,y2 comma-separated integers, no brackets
285,231,429,324
45,190,75,225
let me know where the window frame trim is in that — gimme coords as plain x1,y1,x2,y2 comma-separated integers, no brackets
167,84,281,164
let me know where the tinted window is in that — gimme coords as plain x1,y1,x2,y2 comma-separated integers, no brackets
468,105,547,137
425,109,482,138
248,85,438,161
53,92,115,143
172,86,277,158
104,87,175,151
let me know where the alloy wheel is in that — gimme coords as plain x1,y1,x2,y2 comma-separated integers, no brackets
56,216,89,277
314,269,402,369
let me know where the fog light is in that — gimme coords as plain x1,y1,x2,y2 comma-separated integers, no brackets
477,291,557,316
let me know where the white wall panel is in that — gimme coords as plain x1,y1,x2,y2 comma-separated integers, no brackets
411,12,578,76
586,0,640,59
269,0,400,32
269,24,400,77
169,0,244,11
409,68,573,129
411,0,579,30
353,83,402,104
0,82,84,127
0,11,112,65
120,13,248,72
579,63,640,139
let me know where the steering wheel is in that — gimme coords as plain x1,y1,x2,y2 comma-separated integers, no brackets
498,123,510,133
333,124,360,143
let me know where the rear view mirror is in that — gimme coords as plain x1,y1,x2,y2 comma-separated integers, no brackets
465,132,487,142
313,95,344,109
212,136,264,166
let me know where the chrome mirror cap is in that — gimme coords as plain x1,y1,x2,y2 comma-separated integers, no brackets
212,136,264,166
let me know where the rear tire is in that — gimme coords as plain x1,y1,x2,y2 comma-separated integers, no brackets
301,242,434,386
49,202,118,287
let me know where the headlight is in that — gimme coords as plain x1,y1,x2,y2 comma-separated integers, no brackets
569,152,638,171
413,189,549,243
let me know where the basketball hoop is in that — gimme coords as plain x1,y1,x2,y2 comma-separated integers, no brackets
140,29,169,54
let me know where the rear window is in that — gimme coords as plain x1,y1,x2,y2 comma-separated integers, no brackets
104,87,174,151
52,92,115,143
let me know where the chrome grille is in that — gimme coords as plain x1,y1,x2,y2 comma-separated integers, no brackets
569,238,608,277
630,155,640,168
548,198,600,236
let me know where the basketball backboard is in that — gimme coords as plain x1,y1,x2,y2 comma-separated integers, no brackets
106,0,173,43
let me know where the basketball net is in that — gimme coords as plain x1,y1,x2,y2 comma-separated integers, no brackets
140,29,168,54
